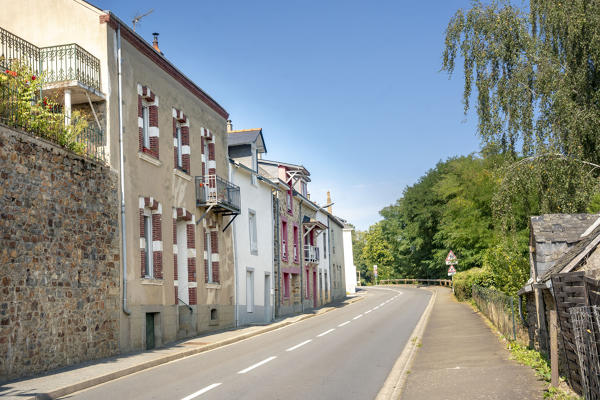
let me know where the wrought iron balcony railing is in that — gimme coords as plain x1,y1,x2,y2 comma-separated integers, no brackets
1,27,101,92
304,245,320,264
40,44,101,91
195,175,241,214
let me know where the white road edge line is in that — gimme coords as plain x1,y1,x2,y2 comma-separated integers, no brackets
338,321,351,327
238,356,277,374
365,310,372,314
317,328,335,337
286,339,312,352
353,314,363,320
181,383,222,400
380,302,386,306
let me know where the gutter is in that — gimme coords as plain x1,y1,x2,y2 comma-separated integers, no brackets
116,24,130,315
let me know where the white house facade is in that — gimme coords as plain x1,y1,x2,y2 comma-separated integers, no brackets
343,225,357,294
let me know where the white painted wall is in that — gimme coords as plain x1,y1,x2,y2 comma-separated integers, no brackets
343,227,357,294
231,164,274,326
316,210,331,304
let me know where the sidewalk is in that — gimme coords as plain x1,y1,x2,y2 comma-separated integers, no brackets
0,295,362,400
401,287,545,400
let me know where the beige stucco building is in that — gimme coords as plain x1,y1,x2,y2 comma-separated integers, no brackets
1,0,238,352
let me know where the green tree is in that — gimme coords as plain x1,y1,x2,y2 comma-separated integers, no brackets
443,0,600,163
361,223,395,281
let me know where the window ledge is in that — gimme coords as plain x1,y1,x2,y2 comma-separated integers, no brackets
250,249,258,256
174,168,192,182
206,283,221,289
141,278,163,286
138,151,162,166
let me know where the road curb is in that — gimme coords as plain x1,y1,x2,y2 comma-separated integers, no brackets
375,287,438,400
23,295,364,400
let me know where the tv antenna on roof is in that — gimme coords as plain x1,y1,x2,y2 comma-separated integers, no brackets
132,9,154,32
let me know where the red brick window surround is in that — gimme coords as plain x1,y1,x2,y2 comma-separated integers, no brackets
200,128,215,177
203,228,220,284
137,84,159,159
172,207,196,305
172,109,190,174
139,196,163,279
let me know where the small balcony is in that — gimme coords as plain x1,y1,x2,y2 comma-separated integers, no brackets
1,27,103,103
195,175,241,215
304,245,320,264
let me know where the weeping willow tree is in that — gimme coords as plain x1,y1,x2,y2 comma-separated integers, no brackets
442,0,600,292
443,0,600,162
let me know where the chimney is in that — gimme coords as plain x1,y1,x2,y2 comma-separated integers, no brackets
307,193,310,200
227,120,233,132
327,191,332,214
152,33,162,54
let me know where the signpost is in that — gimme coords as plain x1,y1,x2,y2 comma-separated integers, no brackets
446,251,458,293
373,265,378,285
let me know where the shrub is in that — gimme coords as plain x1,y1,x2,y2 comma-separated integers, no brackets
453,267,494,301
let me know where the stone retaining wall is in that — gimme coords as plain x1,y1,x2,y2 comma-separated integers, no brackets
0,125,120,381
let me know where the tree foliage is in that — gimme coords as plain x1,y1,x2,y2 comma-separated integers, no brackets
443,0,600,163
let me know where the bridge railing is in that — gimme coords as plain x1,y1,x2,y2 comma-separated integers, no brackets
378,278,453,287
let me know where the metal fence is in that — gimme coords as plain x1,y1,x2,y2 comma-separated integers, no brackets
472,285,528,342
0,82,105,162
195,174,241,213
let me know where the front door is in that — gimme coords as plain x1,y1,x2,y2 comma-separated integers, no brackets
264,274,271,322
145,313,155,350
313,270,317,307
177,221,189,304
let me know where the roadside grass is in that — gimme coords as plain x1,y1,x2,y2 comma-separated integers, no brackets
463,299,581,400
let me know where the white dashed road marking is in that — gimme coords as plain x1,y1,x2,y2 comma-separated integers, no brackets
317,329,335,337
238,356,277,374
286,340,312,352
181,383,222,400
338,321,351,327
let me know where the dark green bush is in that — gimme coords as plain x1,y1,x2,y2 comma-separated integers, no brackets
453,267,494,301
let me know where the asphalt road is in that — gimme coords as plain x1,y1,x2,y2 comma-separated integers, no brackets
61,287,431,400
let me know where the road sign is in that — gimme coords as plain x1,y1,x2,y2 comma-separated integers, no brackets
445,250,458,265
373,265,378,276
448,265,457,276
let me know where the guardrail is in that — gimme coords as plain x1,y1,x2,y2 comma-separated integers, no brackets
195,174,241,213
379,278,453,287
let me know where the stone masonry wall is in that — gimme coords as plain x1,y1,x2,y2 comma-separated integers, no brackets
0,125,120,382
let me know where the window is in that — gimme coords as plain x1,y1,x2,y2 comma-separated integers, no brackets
142,104,150,149
293,225,299,262
246,270,254,313
301,181,307,197
283,273,290,298
331,229,335,254
144,212,153,278
323,232,327,259
176,126,183,169
249,210,258,255
206,232,213,283
281,220,288,261
287,189,293,213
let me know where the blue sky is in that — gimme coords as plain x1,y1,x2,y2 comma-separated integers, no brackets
93,0,480,230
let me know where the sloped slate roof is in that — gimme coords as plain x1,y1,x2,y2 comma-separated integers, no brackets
227,129,266,152
539,222,600,282
531,213,598,244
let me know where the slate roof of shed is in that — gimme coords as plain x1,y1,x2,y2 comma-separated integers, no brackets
530,213,598,244
538,221,600,282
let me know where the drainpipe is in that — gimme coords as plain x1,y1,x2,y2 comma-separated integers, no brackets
117,24,131,315
299,199,304,313
230,163,239,327
327,216,332,302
